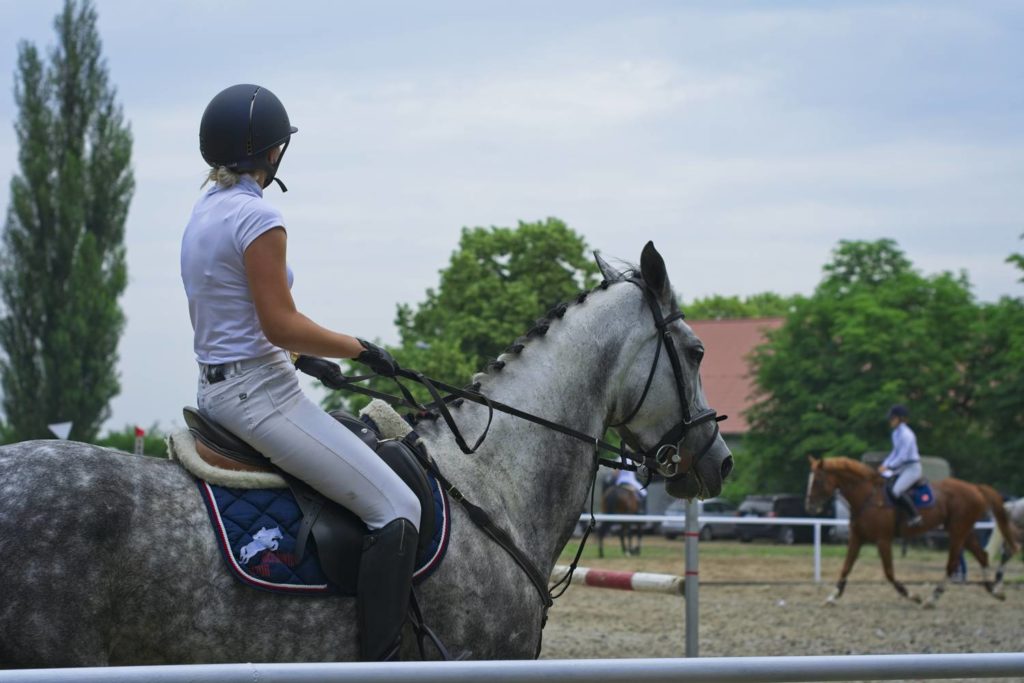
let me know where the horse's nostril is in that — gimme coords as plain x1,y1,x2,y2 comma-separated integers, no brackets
720,455,734,481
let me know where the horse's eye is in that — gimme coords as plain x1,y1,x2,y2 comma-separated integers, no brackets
688,347,704,364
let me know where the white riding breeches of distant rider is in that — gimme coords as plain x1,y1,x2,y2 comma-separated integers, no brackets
614,468,647,498
890,461,923,497
197,352,420,532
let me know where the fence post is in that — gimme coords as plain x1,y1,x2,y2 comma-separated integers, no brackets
813,522,822,583
684,499,698,657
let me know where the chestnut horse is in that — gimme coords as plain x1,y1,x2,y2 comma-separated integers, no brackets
806,456,1018,608
596,484,643,557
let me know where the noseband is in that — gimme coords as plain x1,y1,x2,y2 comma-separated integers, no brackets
612,279,727,483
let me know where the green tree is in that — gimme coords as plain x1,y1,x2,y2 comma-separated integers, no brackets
324,218,599,410
1007,233,1023,281
684,292,800,320
968,237,1024,490
0,0,133,441
745,240,981,491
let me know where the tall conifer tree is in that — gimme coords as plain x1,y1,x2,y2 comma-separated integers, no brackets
0,0,133,441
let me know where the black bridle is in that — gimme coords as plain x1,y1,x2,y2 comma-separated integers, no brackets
613,278,726,485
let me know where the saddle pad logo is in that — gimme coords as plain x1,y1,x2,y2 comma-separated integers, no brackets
238,526,283,565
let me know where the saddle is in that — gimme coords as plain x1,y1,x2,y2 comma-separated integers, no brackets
884,477,936,509
181,405,438,593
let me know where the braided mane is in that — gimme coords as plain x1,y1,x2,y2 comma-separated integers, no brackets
411,269,642,424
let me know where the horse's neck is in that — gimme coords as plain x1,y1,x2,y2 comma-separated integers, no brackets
418,285,643,571
832,468,877,511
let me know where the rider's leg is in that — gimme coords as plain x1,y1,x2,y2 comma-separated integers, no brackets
898,493,921,526
208,358,422,531
201,356,421,659
358,518,419,659
891,464,923,527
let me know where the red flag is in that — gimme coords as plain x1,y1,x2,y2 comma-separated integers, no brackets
134,426,145,438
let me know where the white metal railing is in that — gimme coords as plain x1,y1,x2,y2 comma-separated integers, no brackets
3,654,1023,682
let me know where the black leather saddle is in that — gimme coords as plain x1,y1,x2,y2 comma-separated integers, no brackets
182,406,437,595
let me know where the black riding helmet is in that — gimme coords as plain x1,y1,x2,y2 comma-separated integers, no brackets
200,84,298,192
888,404,909,420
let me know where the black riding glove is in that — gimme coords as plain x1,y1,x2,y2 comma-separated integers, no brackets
356,338,399,377
293,355,346,388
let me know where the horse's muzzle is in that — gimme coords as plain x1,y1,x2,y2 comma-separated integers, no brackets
664,438,733,500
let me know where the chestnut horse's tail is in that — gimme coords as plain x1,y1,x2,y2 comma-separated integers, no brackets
977,483,1019,556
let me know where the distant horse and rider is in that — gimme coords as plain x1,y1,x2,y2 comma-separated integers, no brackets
807,455,1017,607
807,433,1017,609
596,469,647,558
806,403,1018,608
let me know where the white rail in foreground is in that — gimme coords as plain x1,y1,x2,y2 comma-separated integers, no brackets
3,654,1023,682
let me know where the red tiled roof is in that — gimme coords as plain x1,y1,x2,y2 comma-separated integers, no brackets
688,318,784,435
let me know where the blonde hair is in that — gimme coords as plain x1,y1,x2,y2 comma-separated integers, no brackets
202,166,258,189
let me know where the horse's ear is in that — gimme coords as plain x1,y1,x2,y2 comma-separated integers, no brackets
594,251,621,283
807,454,821,469
640,241,670,300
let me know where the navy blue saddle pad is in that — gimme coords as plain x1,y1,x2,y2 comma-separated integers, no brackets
909,482,935,508
198,476,451,595
888,480,936,509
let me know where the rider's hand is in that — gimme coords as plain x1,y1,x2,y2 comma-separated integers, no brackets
356,339,399,377
293,355,346,388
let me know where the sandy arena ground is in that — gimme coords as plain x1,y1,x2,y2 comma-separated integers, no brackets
540,538,1024,682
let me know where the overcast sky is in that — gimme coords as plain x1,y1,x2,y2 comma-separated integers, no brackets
0,1,1022,434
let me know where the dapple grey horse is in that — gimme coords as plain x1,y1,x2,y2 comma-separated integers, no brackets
0,242,732,666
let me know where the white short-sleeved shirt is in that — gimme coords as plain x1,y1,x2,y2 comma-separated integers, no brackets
181,175,294,364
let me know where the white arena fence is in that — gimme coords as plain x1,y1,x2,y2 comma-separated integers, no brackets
3,654,1024,682
583,513,996,584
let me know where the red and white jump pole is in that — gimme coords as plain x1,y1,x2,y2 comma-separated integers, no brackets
550,565,684,597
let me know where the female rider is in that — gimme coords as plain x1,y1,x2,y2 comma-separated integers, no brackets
180,84,420,661
878,404,923,527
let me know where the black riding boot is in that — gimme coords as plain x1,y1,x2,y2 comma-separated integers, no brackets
357,518,419,661
899,493,922,527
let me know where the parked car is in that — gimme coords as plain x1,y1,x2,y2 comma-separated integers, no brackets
737,494,815,545
661,497,738,541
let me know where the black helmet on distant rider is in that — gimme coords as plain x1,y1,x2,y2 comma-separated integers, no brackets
887,404,909,420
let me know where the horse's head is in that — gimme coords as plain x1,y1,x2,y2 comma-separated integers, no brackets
597,242,733,501
805,455,836,515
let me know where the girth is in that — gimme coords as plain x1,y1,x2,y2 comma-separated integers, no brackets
182,406,437,593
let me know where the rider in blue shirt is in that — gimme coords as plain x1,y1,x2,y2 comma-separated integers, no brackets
878,405,923,527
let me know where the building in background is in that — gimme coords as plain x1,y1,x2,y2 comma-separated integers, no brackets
687,318,784,453
641,318,784,516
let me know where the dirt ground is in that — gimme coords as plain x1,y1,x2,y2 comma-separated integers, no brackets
541,538,1024,682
